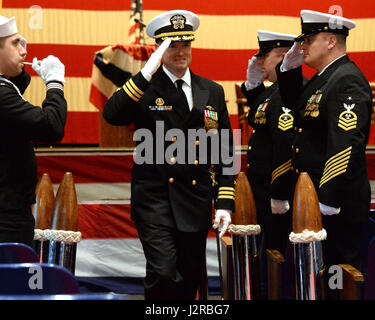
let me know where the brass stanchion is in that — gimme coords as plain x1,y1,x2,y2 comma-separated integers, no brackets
32,173,55,263
289,172,326,300
47,172,81,274
228,172,261,300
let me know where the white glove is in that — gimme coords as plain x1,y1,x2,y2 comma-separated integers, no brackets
244,56,263,90
32,55,65,84
319,202,341,216
141,38,172,82
213,209,232,238
271,199,290,214
280,42,304,72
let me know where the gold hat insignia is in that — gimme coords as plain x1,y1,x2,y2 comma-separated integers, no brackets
170,15,185,30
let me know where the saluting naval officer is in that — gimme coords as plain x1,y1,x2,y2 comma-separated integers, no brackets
0,15,67,246
103,10,235,300
276,10,372,284
241,30,298,256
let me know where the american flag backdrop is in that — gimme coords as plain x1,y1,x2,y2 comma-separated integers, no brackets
1,0,374,145
2,0,375,294
128,0,145,45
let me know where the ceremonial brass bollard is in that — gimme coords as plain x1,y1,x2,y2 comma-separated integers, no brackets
47,172,81,274
32,173,55,263
228,172,260,300
289,172,326,300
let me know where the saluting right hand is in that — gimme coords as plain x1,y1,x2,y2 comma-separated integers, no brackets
280,42,304,72
245,56,263,90
141,38,172,82
32,55,65,84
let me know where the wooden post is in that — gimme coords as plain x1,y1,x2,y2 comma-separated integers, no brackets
32,173,55,262
266,249,285,300
32,173,55,229
338,264,364,300
292,172,322,234
99,113,135,147
52,172,78,231
232,172,257,226
221,235,234,300
48,172,80,273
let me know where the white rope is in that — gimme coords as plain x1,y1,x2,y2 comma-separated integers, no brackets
228,224,261,235
34,229,82,243
289,228,327,243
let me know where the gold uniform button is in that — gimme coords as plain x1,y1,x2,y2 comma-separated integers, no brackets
295,169,299,174
247,163,250,168
291,145,295,150
298,128,302,133
252,129,256,133
294,127,297,131
172,136,177,142
295,148,299,153
169,178,174,183
194,160,199,165
248,146,252,150
192,180,197,185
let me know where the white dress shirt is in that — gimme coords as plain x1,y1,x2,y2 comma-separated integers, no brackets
162,65,193,111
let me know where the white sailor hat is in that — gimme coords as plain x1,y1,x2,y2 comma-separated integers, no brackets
146,10,200,42
255,30,297,57
295,9,356,41
0,16,18,38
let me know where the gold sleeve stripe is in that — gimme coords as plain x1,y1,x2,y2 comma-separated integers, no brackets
320,149,351,179
272,159,292,177
271,166,292,184
219,187,235,191
217,195,235,200
122,83,140,102
125,81,142,99
319,147,352,187
271,160,292,183
320,167,349,188
218,191,235,196
321,154,351,178
322,146,352,170
320,163,349,184
129,78,144,95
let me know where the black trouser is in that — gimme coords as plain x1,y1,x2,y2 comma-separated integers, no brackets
0,208,35,247
322,215,363,299
136,222,208,300
263,212,292,257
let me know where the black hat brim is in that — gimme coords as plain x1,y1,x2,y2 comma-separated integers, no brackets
294,31,320,42
254,48,272,57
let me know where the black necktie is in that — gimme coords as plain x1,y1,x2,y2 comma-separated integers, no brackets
176,79,190,112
